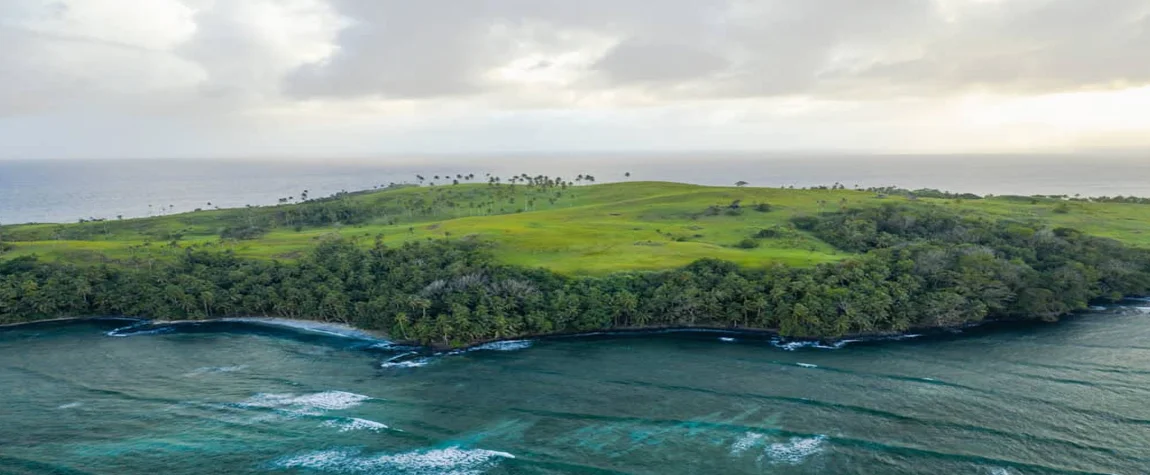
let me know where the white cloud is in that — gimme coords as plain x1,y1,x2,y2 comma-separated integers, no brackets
1,0,1149,158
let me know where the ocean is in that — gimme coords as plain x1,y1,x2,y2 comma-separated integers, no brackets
2,303,1149,474
2,153,1148,224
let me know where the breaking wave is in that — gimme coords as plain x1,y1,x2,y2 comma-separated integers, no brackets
729,432,766,456
762,435,826,465
219,318,383,341
238,391,371,417
771,339,856,351
467,340,533,352
321,417,389,433
381,352,434,369
105,321,174,337
274,446,515,474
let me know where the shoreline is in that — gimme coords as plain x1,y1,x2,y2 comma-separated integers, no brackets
4,300,1143,350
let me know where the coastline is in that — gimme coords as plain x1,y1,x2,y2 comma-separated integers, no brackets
4,299,1143,349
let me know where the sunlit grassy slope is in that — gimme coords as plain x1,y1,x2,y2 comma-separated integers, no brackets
3,181,1149,275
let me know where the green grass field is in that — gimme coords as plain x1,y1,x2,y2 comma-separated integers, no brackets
3,181,1149,275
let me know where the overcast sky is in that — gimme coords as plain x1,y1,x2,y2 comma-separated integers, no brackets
2,0,1149,159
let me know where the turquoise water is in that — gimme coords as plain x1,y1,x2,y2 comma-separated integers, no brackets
2,305,1150,474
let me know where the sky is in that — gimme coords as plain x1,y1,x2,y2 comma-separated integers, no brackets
1,0,1149,159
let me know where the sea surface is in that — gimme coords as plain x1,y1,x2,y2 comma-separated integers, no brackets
2,153,1149,224
2,304,1149,474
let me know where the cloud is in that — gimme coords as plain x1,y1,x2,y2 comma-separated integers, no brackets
2,0,1150,157
6,0,1150,110
278,0,1150,103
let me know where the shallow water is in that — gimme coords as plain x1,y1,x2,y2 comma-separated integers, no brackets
2,306,1149,474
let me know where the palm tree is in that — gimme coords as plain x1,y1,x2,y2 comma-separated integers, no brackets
395,312,411,339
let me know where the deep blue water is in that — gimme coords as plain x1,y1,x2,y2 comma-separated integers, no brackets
2,153,1148,224
2,304,1150,474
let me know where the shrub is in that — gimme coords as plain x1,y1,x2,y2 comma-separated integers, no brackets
1053,203,1071,214
754,227,783,239
220,226,267,240
754,202,773,212
791,215,820,231
735,238,760,249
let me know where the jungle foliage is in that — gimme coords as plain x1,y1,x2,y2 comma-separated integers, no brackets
3,204,1148,347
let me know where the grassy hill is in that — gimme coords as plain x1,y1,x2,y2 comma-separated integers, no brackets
3,180,1149,275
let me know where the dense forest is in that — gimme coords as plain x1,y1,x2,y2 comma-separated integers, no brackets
3,203,1149,347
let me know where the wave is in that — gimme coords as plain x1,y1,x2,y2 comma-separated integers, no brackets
56,402,83,409
762,435,826,465
771,338,857,351
467,340,533,352
105,321,173,337
381,357,434,369
379,340,534,369
274,446,515,474
795,363,819,369
238,390,371,417
381,352,434,369
219,318,384,341
719,337,736,343
101,318,392,348
321,417,389,433
730,432,766,456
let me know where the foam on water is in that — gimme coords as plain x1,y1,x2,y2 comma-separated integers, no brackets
221,317,384,341
239,391,370,417
382,358,433,369
322,417,389,433
56,402,83,409
381,358,433,369
796,363,818,369
729,432,766,456
275,446,515,474
106,322,175,337
719,337,736,343
761,435,826,465
772,339,852,351
381,352,434,369
468,340,533,352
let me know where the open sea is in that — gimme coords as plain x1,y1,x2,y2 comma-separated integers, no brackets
2,304,1149,474
1,153,1148,224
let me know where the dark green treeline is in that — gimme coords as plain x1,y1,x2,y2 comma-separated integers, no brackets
3,204,1149,347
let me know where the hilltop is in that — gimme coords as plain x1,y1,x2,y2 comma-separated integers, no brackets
3,178,1150,347
3,180,1149,275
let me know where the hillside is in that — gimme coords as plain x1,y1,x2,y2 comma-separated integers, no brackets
3,180,1149,274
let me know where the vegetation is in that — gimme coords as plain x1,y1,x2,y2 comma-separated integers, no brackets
2,179,1149,347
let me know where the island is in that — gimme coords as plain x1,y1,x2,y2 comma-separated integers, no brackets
2,178,1149,348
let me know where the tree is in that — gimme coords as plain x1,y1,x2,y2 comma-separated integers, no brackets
735,181,749,187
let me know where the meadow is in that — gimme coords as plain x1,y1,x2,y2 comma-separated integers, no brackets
3,180,1149,275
